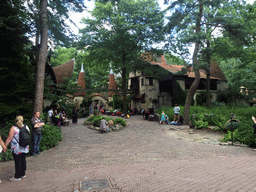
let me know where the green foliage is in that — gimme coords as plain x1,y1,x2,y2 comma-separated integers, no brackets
0,0,35,122
217,85,249,104
0,149,13,161
50,47,77,67
196,91,212,106
112,94,124,110
164,53,185,66
114,118,126,127
78,0,165,114
0,123,63,161
39,124,63,151
172,80,190,106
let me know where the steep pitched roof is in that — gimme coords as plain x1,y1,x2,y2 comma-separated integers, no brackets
143,54,227,81
52,60,75,84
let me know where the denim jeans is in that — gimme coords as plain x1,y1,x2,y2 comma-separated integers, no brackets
169,121,182,125
32,132,42,155
13,152,26,178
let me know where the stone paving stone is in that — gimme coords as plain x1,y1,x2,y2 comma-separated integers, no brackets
1,116,256,191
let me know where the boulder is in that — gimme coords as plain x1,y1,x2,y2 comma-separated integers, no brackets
108,120,114,126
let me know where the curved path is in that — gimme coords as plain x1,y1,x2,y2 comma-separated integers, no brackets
1,115,256,191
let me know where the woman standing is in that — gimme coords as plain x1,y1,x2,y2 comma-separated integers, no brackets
5,115,30,182
72,107,78,124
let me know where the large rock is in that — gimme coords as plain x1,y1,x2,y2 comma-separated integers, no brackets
108,120,114,126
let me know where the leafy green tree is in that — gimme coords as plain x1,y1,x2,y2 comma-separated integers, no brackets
164,53,185,66
50,47,77,67
78,0,165,115
0,0,34,120
212,2,256,92
27,0,87,113
164,0,253,124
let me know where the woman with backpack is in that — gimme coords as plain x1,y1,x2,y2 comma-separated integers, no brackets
5,115,30,182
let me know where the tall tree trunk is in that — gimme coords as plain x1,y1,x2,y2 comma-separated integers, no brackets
183,0,203,125
33,0,48,113
206,40,211,108
122,67,127,116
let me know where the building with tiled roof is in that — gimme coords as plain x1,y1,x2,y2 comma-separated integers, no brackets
128,54,227,110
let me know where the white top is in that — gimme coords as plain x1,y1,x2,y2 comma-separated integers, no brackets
48,109,53,117
174,106,180,114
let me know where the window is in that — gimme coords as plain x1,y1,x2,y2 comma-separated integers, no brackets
149,77,153,86
141,78,144,86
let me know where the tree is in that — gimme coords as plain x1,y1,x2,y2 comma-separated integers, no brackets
78,0,165,115
28,0,87,113
164,0,253,124
164,0,205,124
33,0,48,113
0,0,34,120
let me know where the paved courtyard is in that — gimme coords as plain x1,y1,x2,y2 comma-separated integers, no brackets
1,115,256,192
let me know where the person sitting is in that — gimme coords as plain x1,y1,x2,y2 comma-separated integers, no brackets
169,115,183,125
100,117,109,133
61,111,69,126
165,115,169,124
148,114,154,121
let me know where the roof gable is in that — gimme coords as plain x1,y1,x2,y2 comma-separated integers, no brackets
52,60,75,84
142,53,227,81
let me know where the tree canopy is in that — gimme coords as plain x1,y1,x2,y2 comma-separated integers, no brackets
78,0,165,114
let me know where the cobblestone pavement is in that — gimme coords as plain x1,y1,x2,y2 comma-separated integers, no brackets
1,115,256,192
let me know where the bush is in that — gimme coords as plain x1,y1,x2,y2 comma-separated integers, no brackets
39,124,63,151
156,105,256,146
196,91,212,106
114,118,126,127
0,123,63,162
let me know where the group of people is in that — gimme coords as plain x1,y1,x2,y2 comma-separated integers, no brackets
160,104,183,125
0,112,45,182
48,106,80,125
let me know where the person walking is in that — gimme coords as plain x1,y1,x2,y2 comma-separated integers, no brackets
5,116,30,182
31,112,45,156
173,104,180,122
72,107,78,124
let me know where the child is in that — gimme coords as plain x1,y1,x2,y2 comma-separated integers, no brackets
160,111,165,124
